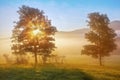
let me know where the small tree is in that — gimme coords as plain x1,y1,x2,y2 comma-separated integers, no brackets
81,12,116,66
11,5,57,66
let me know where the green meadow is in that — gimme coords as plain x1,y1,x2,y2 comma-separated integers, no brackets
0,64,120,80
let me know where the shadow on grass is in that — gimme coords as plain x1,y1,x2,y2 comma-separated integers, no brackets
0,65,94,80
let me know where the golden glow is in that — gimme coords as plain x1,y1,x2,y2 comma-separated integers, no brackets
32,29,40,36
19,28,24,31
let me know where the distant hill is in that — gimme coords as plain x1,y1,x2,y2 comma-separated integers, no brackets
56,28,89,38
57,20,120,37
109,20,120,37
109,20,120,30
55,20,120,55
57,28,89,34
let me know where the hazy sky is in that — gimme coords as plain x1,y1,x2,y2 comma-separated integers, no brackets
0,0,120,37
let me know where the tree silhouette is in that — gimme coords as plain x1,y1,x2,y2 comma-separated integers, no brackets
11,5,57,66
81,12,116,66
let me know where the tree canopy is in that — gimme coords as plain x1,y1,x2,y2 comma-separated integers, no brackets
11,5,57,65
81,12,117,66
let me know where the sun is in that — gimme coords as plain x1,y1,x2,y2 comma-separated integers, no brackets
32,29,40,36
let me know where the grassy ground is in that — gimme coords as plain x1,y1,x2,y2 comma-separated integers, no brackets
0,64,120,80
76,65,120,80
0,65,93,80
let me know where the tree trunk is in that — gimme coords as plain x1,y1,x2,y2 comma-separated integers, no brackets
34,52,38,67
99,54,102,66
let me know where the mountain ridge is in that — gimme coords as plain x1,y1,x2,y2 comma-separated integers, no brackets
57,20,120,33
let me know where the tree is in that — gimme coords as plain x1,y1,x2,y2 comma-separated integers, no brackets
81,12,116,66
11,5,57,66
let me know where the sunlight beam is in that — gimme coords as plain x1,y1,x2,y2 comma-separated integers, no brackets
32,29,41,36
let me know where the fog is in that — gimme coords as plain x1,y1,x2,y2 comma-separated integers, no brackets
0,31,120,66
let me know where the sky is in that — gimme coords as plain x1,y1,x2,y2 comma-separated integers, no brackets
0,0,120,37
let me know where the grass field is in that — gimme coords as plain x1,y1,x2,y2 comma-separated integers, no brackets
74,65,120,80
0,64,120,80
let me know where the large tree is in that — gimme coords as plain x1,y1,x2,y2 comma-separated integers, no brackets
81,12,116,66
11,5,57,66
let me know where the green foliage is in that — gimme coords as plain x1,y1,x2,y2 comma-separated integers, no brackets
0,67,93,80
81,45,99,58
81,12,117,65
0,65,120,80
